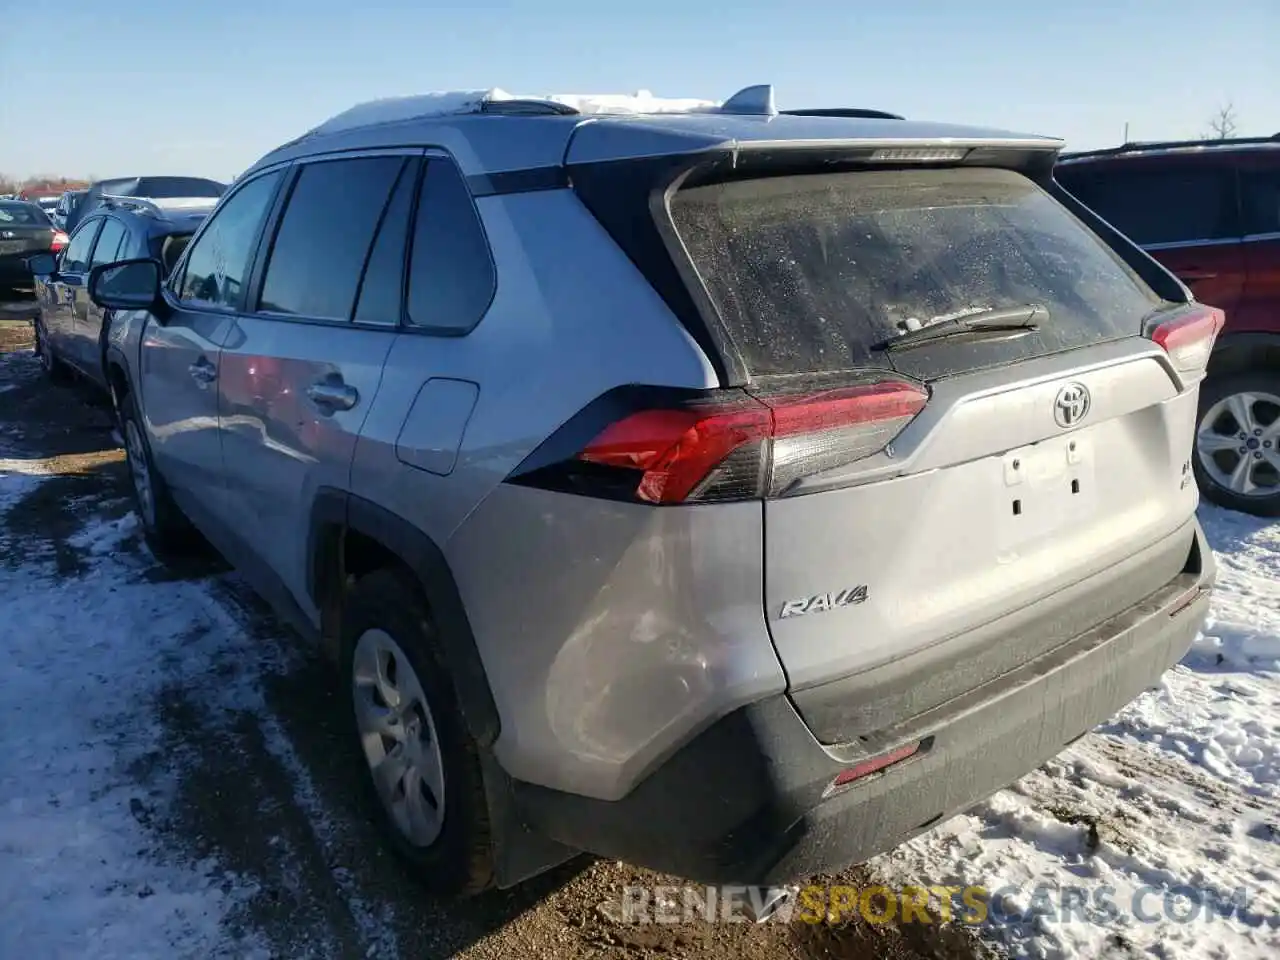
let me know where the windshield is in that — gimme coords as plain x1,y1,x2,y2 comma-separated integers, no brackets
671,166,1162,378
0,202,49,225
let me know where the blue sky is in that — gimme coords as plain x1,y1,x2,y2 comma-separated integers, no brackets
2,0,1276,181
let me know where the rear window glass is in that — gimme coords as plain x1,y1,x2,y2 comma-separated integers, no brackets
0,202,48,225
671,167,1161,378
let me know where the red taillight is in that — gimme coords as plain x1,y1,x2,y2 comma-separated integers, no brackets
50,231,69,252
580,402,771,504
1151,305,1224,374
826,740,924,795
578,380,928,504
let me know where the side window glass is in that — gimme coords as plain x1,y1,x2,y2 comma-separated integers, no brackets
405,159,496,333
61,220,101,273
91,219,127,268
259,156,404,320
1241,169,1280,236
179,171,282,310
1063,168,1237,246
354,159,418,324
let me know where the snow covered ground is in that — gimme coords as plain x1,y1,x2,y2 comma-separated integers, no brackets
0,458,268,958
874,505,1280,958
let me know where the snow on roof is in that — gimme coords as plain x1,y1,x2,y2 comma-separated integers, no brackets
310,87,721,136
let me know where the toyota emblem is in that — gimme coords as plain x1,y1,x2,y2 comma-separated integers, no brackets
1054,383,1091,428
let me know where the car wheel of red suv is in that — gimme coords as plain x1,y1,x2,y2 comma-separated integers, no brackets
1194,371,1280,517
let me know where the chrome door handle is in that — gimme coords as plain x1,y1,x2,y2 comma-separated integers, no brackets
307,380,359,412
188,358,217,383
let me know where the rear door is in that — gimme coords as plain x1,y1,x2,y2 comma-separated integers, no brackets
1237,162,1280,333
1056,158,1245,318
669,165,1208,741
216,153,410,622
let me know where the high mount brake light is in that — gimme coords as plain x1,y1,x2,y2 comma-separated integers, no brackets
576,381,929,504
1151,305,1224,374
868,146,969,163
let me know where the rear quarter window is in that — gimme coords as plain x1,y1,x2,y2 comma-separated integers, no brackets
670,166,1163,379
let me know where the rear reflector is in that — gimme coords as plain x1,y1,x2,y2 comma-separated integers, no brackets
577,380,928,504
826,740,923,794
1151,305,1224,374
50,231,69,252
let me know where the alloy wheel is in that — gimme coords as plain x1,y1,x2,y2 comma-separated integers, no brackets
351,628,446,848
1196,389,1280,498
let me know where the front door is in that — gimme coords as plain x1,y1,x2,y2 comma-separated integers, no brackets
217,154,412,620
139,170,286,520
71,215,128,378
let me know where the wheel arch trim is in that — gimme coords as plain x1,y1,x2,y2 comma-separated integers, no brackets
307,487,501,746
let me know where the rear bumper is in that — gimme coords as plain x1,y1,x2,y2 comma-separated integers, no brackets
512,519,1215,885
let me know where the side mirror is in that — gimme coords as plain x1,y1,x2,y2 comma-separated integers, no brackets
27,253,58,276
88,258,168,316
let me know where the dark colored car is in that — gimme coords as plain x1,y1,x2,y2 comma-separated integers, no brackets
53,189,88,230
65,176,226,233
29,195,215,388
0,200,68,298
1055,136,1280,516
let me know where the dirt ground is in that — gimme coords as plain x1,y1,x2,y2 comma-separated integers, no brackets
0,316,990,960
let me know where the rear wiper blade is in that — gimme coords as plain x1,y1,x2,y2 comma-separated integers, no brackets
877,304,1048,351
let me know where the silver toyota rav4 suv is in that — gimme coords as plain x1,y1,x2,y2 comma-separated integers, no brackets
88,85,1218,902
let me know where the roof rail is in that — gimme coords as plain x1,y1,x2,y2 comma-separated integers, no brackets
305,84,797,138
478,98,578,116
781,108,905,121
98,194,218,218
1060,133,1280,162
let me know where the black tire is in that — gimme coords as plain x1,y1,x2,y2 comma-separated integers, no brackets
34,316,71,383
340,568,495,897
117,387,198,558
1193,370,1280,518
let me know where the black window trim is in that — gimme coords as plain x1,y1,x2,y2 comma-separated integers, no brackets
247,147,424,330
237,145,499,338
166,163,290,315
88,215,129,269
401,148,499,337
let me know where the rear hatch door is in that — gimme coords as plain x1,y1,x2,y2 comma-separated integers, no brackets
670,165,1209,744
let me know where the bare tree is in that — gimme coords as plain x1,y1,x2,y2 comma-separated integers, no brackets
1205,103,1239,140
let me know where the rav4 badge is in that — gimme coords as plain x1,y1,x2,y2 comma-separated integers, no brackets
779,585,869,619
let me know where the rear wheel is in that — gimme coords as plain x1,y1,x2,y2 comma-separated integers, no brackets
34,316,70,383
1194,370,1280,517
340,568,494,897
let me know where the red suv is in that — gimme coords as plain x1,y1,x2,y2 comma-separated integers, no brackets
1055,136,1280,517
